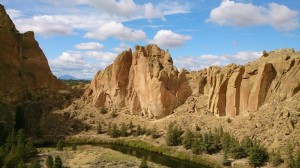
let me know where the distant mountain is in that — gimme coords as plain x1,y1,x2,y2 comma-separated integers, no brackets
59,75,78,80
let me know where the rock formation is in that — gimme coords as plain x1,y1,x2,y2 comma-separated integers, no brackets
192,49,300,117
0,4,64,104
83,44,192,118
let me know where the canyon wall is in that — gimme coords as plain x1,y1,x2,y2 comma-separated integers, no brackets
83,45,192,118
192,49,300,117
0,4,64,104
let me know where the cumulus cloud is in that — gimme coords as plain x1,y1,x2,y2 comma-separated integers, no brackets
49,50,117,79
174,51,261,71
84,21,147,41
76,0,189,19
8,0,189,37
6,9,23,19
149,30,192,48
13,14,109,36
75,42,104,50
207,0,299,31
114,43,131,52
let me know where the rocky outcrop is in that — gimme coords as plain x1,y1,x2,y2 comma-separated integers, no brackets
83,44,192,118
0,5,64,104
192,49,300,117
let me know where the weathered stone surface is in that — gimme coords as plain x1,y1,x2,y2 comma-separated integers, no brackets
0,5,65,104
192,49,300,117
83,44,192,118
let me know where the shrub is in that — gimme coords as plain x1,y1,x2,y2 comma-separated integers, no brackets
30,158,41,168
165,123,183,146
269,149,283,167
99,106,107,114
46,155,54,168
135,125,143,136
56,140,64,151
182,128,193,149
248,145,268,167
139,158,148,168
110,123,120,138
120,123,128,137
54,156,62,168
151,126,159,139
111,108,118,118
191,139,202,154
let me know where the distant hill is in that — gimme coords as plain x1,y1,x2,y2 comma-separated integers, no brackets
59,75,78,80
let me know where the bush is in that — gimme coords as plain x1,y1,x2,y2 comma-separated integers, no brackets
248,145,268,167
139,158,148,168
120,123,128,137
182,128,193,149
30,158,41,168
151,126,159,139
111,108,118,118
56,140,64,151
46,155,54,168
165,123,183,146
269,149,283,167
99,106,107,114
135,125,143,136
222,151,231,166
110,124,120,138
54,156,62,168
191,139,202,154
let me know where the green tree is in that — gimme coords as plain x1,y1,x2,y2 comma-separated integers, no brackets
54,156,62,168
269,149,283,167
248,145,268,167
241,136,253,156
139,158,148,168
46,155,54,168
30,159,41,168
151,126,159,139
56,140,64,151
165,124,183,146
135,125,142,136
99,106,107,114
110,124,119,138
191,138,202,154
129,121,134,130
120,123,127,137
182,128,193,149
17,160,26,168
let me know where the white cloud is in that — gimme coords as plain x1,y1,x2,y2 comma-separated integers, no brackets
13,14,109,36
49,50,117,79
114,43,131,52
84,21,147,41
149,30,192,48
174,51,261,71
85,51,117,61
207,0,299,31
6,9,23,19
75,42,104,50
76,0,189,19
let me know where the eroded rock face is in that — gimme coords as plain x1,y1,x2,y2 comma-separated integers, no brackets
83,44,192,118
0,5,64,104
193,49,300,117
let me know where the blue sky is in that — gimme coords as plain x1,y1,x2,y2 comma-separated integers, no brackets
1,0,299,79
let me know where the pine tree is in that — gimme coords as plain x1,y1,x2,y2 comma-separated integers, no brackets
46,155,54,168
248,145,268,167
30,159,41,168
54,156,62,168
120,123,127,137
182,128,193,149
111,124,119,138
107,122,112,136
135,125,142,136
